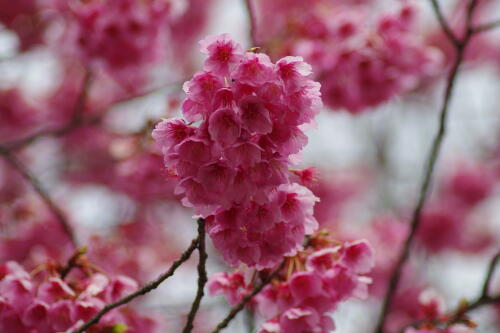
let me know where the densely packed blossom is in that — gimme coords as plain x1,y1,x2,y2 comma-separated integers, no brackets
251,0,442,113
208,232,374,333
153,34,322,268
0,260,161,333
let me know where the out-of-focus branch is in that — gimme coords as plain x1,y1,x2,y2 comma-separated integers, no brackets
244,0,258,47
3,78,184,152
473,19,500,34
210,261,285,333
0,147,79,248
374,1,481,332
60,246,88,279
480,250,500,298
73,235,200,333
430,0,460,46
182,219,208,333
4,70,93,151
399,250,500,332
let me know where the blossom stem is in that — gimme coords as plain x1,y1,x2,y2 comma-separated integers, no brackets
374,1,480,332
182,219,208,333
210,260,285,333
72,235,200,333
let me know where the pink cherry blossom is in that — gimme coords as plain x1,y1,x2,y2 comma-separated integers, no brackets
154,34,321,268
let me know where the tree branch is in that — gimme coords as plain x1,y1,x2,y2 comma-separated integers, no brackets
244,0,258,47
73,235,200,333
374,1,480,332
210,261,285,333
399,250,500,332
3,79,183,152
430,0,460,46
182,219,208,333
3,70,93,151
480,250,500,298
0,147,79,248
472,19,500,34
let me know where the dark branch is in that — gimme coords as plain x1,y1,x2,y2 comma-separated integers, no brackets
399,251,500,332
60,246,88,279
374,1,480,332
210,261,285,333
73,236,200,333
3,79,183,152
480,250,500,298
4,70,93,151
0,148,79,248
430,0,460,46
182,219,208,333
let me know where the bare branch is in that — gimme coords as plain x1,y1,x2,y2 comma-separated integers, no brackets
430,0,460,46
73,236,200,333
374,2,480,332
0,148,78,248
210,260,285,333
182,219,208,333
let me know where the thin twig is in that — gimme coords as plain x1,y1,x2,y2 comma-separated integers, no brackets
244,0,258,47
210,261,285,333
4,70,93,151
430,0,460,46
3,79,183,152
73,236,200,333
0,148,79,248
399,250,500,332
60,246,88,280
374,2,480,332
480,250,500,298
472,19,500,34
182,219,208,333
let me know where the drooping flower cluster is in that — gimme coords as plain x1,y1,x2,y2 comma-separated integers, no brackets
0,261,161,333
153,34,322,268
252,0,442,113
208,232,374,333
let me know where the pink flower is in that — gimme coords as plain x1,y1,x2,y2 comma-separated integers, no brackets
208,108,241,146
154,34,322,268
207,272,246,305
200,33,243,76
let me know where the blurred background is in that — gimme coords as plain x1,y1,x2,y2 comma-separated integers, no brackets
0,0,499,332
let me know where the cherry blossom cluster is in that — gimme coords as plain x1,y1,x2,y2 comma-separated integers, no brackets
153,34,322,268
59,0,171,81
0,260,161,333
252,0,442,113
208,232,374,333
